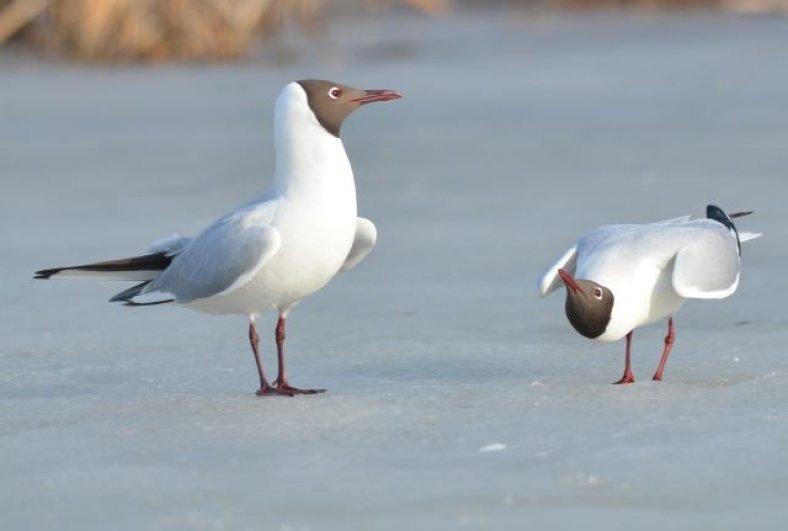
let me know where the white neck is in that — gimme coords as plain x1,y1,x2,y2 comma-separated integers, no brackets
271,82,354,197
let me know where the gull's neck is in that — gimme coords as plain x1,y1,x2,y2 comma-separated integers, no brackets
271,83,354,197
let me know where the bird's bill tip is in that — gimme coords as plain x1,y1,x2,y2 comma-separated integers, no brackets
354,89,402,105
558,268,581,294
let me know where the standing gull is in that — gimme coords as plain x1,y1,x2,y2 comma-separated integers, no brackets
538,205,761,383
36,79,401,396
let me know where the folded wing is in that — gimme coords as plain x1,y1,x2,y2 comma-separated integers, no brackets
340,217,377,272
147,206,282,303
538,245,577,297
672,229,740,299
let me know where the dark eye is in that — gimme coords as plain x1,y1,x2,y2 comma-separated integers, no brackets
328,87,342,100
593,288,603,300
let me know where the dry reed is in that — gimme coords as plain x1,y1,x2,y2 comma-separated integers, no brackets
0,0,450,60
32,0,287,61
2,0,784,62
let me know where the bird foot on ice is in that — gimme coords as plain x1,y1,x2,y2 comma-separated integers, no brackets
255,385,296,397
613,374,635,385
274,380,326,395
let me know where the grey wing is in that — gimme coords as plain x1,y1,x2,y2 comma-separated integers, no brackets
538,244,577,297
340,218,377,272
147,233,192,256
672,228,740,299
654,215,692,225
149,214,281,303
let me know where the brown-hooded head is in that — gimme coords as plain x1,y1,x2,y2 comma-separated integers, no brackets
297,79,401,138
558,268,614,339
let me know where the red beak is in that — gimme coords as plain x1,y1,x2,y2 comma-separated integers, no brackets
558,268,582,295
353,89,402,105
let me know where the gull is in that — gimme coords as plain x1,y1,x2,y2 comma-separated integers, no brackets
35,79,401,396
538,205,761,383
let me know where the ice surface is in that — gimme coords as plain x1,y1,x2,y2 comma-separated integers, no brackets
2,10,788,531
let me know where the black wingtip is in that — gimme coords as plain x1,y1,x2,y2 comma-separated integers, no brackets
729,210,754,219
122,299,175,307
706,204,727,222
109,280,175,306
34,268,59,279
707,204,747,256
109,280,152,303
34,253,174,282
707,205,755,221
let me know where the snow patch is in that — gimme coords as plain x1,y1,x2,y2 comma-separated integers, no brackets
479,443,507,453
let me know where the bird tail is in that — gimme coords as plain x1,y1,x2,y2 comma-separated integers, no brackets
34,252,177,305
706,205,762,255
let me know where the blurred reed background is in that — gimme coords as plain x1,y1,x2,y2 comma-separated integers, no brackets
0,0,785,61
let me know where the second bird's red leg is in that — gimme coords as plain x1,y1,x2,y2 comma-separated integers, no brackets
614,331,636,384
652,317,676,382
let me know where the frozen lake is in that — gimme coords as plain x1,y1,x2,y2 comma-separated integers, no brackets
2,9,788,530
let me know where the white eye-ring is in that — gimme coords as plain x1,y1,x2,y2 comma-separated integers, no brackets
593,288,603,300
328,86,342,100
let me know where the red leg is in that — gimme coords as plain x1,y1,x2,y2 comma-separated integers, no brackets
273,316,325,395
249,319,293,397
613,331,635,384
652,317,676,382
